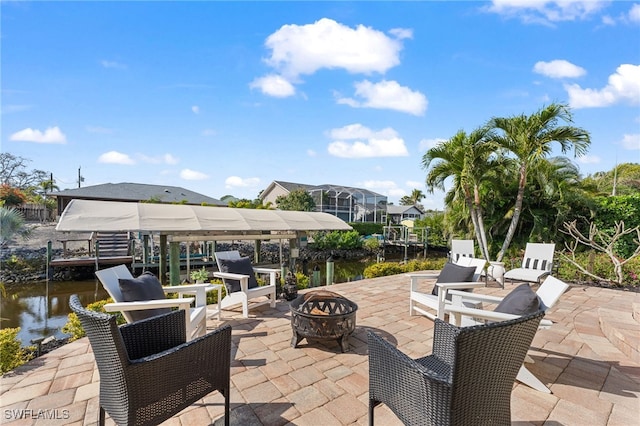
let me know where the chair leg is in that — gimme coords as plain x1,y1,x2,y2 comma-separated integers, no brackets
224,387,230,426
369,399,376,426
517,364,552,393
98,406,105,426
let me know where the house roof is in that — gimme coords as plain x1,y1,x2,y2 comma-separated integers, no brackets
56,199,353,235
50,182,225,206
386,205,424,215
264,180,386,199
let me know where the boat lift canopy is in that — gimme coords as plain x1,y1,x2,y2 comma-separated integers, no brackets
56,199,353,284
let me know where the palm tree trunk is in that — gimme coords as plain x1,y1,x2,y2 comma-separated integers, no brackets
497,165,527,261
475,210,490,260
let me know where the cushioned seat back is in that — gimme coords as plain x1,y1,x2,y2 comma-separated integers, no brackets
520,243,555,272
95,264,134,303
536,276,569,311
451,239,475,262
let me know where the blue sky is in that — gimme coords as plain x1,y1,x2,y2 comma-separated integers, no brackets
2,1,639,210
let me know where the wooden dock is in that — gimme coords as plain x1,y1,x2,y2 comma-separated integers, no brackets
49,255,133,268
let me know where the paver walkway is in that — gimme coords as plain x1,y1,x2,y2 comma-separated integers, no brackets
1,273,639,425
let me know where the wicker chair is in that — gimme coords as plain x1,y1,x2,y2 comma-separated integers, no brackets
367,311,544,426
69,294,232,426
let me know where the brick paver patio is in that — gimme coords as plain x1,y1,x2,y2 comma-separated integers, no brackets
1,273,639,425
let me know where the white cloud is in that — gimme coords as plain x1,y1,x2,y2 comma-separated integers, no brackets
98,151,135,165
419,138,446,151
225,176,261,188
202,129,217,136
621,133,640,150
601,15,616,26
263,18,406,79
180,169,209,180
138,153,180,165
406,180,424,189
101,60,127,69
577,155,601,164
629,4,640,23
327,124,409,158
566,64,640,108
249,74,296,98
10,126,67,144
336,80,427,116
2,104,32,114
485,0,608,25
359,180,405,200
192,105,200,114
307,149,317,157
533,59,586,78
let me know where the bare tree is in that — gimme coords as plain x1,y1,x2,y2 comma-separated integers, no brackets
560,220,640,285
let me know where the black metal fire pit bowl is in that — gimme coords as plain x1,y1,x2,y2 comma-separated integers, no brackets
290,290,358,353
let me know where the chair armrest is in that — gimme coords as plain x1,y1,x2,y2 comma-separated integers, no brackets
408,273,438,292
162,284,212,293
128,325,232,385
447,290,503,304
253,267,279,274
163,284,215,307
367,331,450,388
444,304,520,326
104,298,194,313
120,310,187,358
435,282,485,291
212,272,250,292
213,271,248,281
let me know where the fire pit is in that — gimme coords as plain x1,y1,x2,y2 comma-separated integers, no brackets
290,290,358,353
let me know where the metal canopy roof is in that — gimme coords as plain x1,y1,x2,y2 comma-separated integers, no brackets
56,199,352,236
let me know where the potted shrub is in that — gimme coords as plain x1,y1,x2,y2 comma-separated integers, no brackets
190,267,209,283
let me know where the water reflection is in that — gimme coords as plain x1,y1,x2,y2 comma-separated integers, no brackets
1,258,387,347
1,280,109,346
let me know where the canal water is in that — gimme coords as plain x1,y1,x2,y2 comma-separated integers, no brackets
2,258,380,347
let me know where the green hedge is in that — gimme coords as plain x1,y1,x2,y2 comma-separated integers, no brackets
363,258,447,278
348,222,384,236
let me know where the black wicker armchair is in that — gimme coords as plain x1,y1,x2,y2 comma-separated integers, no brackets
69,294,232,426
367,311,544,426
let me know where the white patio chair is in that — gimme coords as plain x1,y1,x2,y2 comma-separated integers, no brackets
445,275,570,393
213,250,277,318
504,242,555,284
95,264,217,341
449,239,475,263
409,256,487,321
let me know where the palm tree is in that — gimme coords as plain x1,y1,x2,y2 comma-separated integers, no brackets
422,127,500,261
489,103,591,261
399,189,426,208
0,207,32,246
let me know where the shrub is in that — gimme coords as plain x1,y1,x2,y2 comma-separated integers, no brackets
362,237,381,252
363,258,448,279
62,298,125,341
295,272,310,290
348,222,384,236
311,230,363,250
0,327,32,374
557,251,640,287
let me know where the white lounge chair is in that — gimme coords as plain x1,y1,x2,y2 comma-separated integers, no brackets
449,239,475,263
408,256,487,321
445,275,570,393
504,243,555,284
95,264,218,341
213,250,277,318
